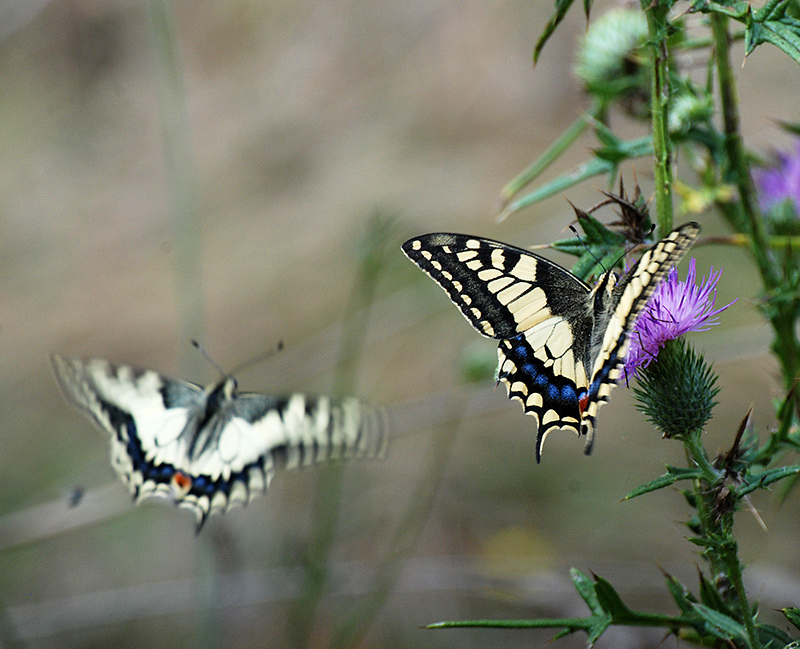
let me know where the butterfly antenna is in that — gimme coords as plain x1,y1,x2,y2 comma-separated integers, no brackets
228,340,285,377
191,339,226,378
569,224,606,272
609,223,656,272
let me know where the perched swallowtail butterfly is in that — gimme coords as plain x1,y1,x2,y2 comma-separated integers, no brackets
51,354,388,528
402,222,700,461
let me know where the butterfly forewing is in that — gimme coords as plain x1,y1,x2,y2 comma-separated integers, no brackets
51,354,388,528
403,223,701,460
402,233,592,339
579,222,702,452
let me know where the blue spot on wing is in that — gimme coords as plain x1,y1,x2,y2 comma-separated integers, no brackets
501,334,582,418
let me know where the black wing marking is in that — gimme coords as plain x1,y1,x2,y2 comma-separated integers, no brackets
51,354,388,528
402,233,591,339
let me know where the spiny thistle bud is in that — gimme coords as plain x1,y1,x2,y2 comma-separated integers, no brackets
669,84,714,138
633,337,720,438
574,8,649,112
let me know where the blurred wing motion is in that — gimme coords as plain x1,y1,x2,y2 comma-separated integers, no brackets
402,223,700,461
51,354,388,528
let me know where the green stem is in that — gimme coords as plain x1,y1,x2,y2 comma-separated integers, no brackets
683,431,759,649
712,14,800,386
643,0,674,235
720,542,759,649
711,13,775,287
683,430,718,481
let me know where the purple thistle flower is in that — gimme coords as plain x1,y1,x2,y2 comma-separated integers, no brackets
754,141,800,213
624,258,735,378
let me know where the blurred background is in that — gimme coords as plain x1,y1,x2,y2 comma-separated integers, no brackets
1,0,800,647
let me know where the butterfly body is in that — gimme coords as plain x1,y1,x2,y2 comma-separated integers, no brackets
402,223,700,460
51,355,387,527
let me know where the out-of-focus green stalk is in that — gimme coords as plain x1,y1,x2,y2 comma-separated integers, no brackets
711,13,775,288
286,212,391,649
330,414,459,649
642,0,674,235
712,13,800,387
146,0,204,375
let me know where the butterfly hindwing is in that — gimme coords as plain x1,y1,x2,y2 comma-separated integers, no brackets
403,223,701,460
51,354,388,528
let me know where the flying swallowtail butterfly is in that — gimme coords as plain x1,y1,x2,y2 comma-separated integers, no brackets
402,222,700,461
51,354,388,528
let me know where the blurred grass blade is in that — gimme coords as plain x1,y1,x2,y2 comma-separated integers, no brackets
496,136,653,222
146,0,205,373
496,112,594,220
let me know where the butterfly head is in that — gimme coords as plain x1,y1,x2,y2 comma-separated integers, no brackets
206,376,239,408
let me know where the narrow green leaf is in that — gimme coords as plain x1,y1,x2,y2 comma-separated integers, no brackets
624,466,704,500
534,0,578,65
663,572,696,615
754,622,794,647
697,570,729,613
594,574,633,619
426,617,594,630
498,136,653,219
496,113,593,220
570,568,603,615
692,603,748,641
696,0,750,20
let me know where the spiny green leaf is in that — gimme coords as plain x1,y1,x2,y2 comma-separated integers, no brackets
550,213,627,280
745,0,800,63
570,568,603,615
534,0,580,65
691,603,748,641
594,574,633,619
737,464,800,496
663,571,696,615
624,466,704,500
781,607,800,632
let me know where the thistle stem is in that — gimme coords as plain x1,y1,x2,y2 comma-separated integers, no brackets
643,0,674,234
712,13,800,386
683,431,759,649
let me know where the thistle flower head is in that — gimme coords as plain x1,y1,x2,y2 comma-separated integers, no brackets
624,259,735,378
754,141,800,214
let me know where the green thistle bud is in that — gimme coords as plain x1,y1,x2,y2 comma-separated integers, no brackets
633,338,720,438
574,9,649,110
669,84,715,137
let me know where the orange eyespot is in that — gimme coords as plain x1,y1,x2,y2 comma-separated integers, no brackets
171,471,192,497
579,393,589,414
